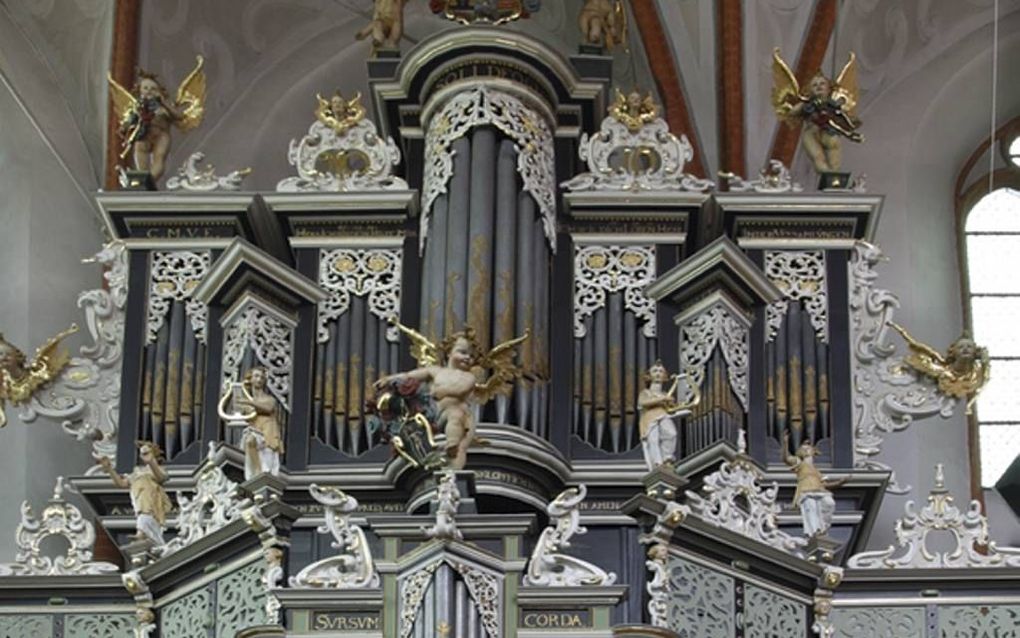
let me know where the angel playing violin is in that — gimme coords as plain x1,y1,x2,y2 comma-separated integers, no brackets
371,322,528,470
107,56,206,183
772,49,862,174
0,325,78,428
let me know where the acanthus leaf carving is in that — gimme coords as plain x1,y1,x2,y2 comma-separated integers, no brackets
574,245,657,338
765,250,829,343
162,444,241,557
289,485,380,588
166,152,250,191
318,248,401,343
523,485,617,587
679,303,749,411
146,251,210,345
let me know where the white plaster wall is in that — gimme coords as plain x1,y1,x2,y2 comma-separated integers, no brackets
0,1,111,558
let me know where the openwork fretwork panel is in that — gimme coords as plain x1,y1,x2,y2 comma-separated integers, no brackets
162,586,213,638
0,615,52,638
216,560,268,637
741,585,806,638
938,605,1020,637
830,607,925,638
64,614,135,638
140,250,211,460
664,556,735,638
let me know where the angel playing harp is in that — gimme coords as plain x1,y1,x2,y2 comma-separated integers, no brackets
888,322,990,413
108,55,206,183
372,322,529,470
772,49,862,174
0,325,78,428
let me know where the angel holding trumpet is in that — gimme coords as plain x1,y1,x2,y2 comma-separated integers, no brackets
107,56,206,183
369,322,528,470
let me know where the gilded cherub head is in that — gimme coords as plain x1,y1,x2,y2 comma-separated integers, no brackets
610,88,659,132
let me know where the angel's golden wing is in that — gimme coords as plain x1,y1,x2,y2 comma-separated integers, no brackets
831,51,859,117
2,325,78,406
314,93,339,130
107,73,138,129
174,55,206,131
392,321,441,367
473,331,529,404
771,48,801,120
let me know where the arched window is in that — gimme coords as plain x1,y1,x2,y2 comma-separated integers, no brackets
965,187,1020,486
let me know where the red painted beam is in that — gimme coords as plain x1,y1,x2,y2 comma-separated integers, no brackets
630,0,707,178
717,0,745,176
104,0,141,190
769,0,838,167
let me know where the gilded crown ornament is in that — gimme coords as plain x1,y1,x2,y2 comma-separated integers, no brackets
0,325,78,428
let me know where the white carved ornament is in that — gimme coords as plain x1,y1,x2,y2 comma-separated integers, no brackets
561,111,713,193
399,561,441,638
146,251,210,345
276,118,408,192
166,152,249,191
289,485,380,588
523,484,617,587
848,241,958,492
725,159,803,193
574,245,657,338
422,85,556,254
162,444,241,556
0,478,119,576
454,562,502,638
765,250,829,343
679,303,749,411
848,464,1020,569
645,543,670,628
423,471,463,541
318,248,401,343
21,242,127,470
685,432,807,557
221,307,293,411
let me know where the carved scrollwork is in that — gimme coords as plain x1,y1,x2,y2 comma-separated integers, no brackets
679,303,749,411
317,248,401,343
724,159,803,193
399,561,442,638
743,585,806,636
573,245,657,338
645,543,670,628
162,446,241,557
166,152,250,191
523,485,617,587
0,477,118,576
146,251,210,345
562,106,714,193
847,464,1020,568
765,250,828,343
454,562,502,638
422,85,556,253
21,242,127,469
289,485,379,588
276,115,408,192
221,306,293,411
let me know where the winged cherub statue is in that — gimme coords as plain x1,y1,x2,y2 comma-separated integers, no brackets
356,0,407,53
578,0,627,51
107,56,207,183
888,322,990,413
609,88,659,132
372,322,528,470
772,49,862,175
314,91,367,135
0,325,78,428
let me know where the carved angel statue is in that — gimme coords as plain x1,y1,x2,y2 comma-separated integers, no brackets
315,91,367,135
772,49,862,174
98,441,172,546
609,88,659,132
638,361,699,471
371,322,528,470
0,325,78,428
888,322,990,413
107,55,206,183
782,433,848,538
579,0,626,51
217,367,284,480
356,0,406,53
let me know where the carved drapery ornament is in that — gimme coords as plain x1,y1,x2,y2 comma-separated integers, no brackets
573,245,657,338
289,485,379,588
162,445,241,556
146,251,210,345
221,306,293,411
166,152,250,191
523,485,617,587
848,464,1020,569
765,250,829,343
562,92,713,193
0,478,118,576
22,242,127,468
317,248,401,343
398,557,503,638
422,85,556,253
679,303,749,410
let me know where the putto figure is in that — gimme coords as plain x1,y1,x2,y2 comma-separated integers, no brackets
356,0,407,53
638,361,697,471
578,0,626,51
608,88,659,132
888,322,990,413
98,441,172,546
107,56,206,183
782,433,847,538
371,322,528,470
771,49,862,175
0,325,78,428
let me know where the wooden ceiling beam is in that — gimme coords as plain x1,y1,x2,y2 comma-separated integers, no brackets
104,0,141,190
716,0,745,177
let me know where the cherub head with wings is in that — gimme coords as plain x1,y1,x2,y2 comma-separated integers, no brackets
314,91,366,135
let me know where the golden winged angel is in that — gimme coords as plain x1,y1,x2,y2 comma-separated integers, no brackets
888,322,990,412
314,91,367,135
373,322,529,470
108,55,207,183
0,325,78,428
772,49,862,174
